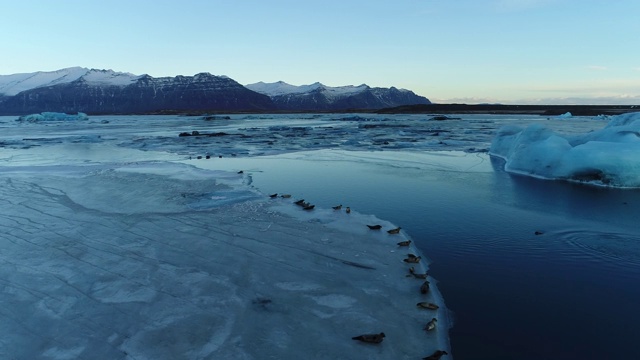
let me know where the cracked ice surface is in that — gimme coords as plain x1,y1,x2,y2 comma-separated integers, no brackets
0,149,445,359
0,113,607,158
0,112,609,358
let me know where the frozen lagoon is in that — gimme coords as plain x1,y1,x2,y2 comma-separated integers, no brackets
0,116,451,359
2,112,640,359
228,149,640,360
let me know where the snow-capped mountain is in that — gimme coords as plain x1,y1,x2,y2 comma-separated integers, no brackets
246,81,430,111
0,68,430,114
0,67,141,97
245,81,369,98
0,68,274,114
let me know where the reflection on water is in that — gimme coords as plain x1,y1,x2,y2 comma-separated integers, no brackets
491,156,639,228
196,149,640,360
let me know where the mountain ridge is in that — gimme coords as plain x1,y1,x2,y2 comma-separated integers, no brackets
0,67,430,114
246,80,429,111
0,67,141,96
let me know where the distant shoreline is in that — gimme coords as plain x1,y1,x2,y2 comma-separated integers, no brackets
2,104,638,117
121,104,640,117
375,104,639,116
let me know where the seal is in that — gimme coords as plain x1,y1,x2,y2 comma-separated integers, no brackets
303,204,315,210
420,280,430,294
351,332,385,344
409,266,428,277
397,240,411,246
417,302,439,310
387,227,401,234
269,193,278,198
281,194,291,198
294,199,305,205
424,318,437,331
346,207,351,214
367,224,382,230
423,350,448,360
332,204,342,210
403,255,421,263
411,271,428,279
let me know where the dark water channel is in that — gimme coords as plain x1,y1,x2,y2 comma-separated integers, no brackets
202,150,640,360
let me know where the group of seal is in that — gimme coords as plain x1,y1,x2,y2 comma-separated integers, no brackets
365,224,403,235
358,210,448,357
361,216,447,357
270,193,291,199
289,198,316,210
270,192,447,358
330,204,351,213
397,234,448,358
270,195,315,210
278,195,353,214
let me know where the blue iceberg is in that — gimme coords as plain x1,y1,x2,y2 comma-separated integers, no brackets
490,111,640,187
16,112,89,122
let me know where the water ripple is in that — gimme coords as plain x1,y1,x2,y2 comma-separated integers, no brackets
555,229,640,267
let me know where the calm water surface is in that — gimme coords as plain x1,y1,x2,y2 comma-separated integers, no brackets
198,149,640,360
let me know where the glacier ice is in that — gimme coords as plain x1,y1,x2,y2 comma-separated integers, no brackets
490,111,640,187
2,109,633,358
16,112,89,122
0,145,448,358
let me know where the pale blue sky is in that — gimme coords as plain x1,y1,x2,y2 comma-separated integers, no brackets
1,0,638,104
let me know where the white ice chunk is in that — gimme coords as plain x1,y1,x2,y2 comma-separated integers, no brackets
490,111,640,187
16,112,88,122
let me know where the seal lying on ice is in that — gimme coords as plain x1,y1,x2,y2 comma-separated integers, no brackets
351,332,385,344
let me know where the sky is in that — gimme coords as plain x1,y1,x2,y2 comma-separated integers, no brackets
0,0,639,104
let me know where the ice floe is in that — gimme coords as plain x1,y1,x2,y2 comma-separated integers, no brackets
490,111,640,187
1,110,623,358
16,112,89,122
0,142,449,358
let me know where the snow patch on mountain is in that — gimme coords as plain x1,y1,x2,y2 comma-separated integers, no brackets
0,67,141,96
246,81,319,96
246,81,370,98
82,69,142,86
0,67,86,96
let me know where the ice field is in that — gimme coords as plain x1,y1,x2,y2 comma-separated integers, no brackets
1,111,639,359
0,114,457,359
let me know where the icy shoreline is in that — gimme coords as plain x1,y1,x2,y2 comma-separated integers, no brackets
0,150,450,359
269,196,452,356
5,111,640,358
